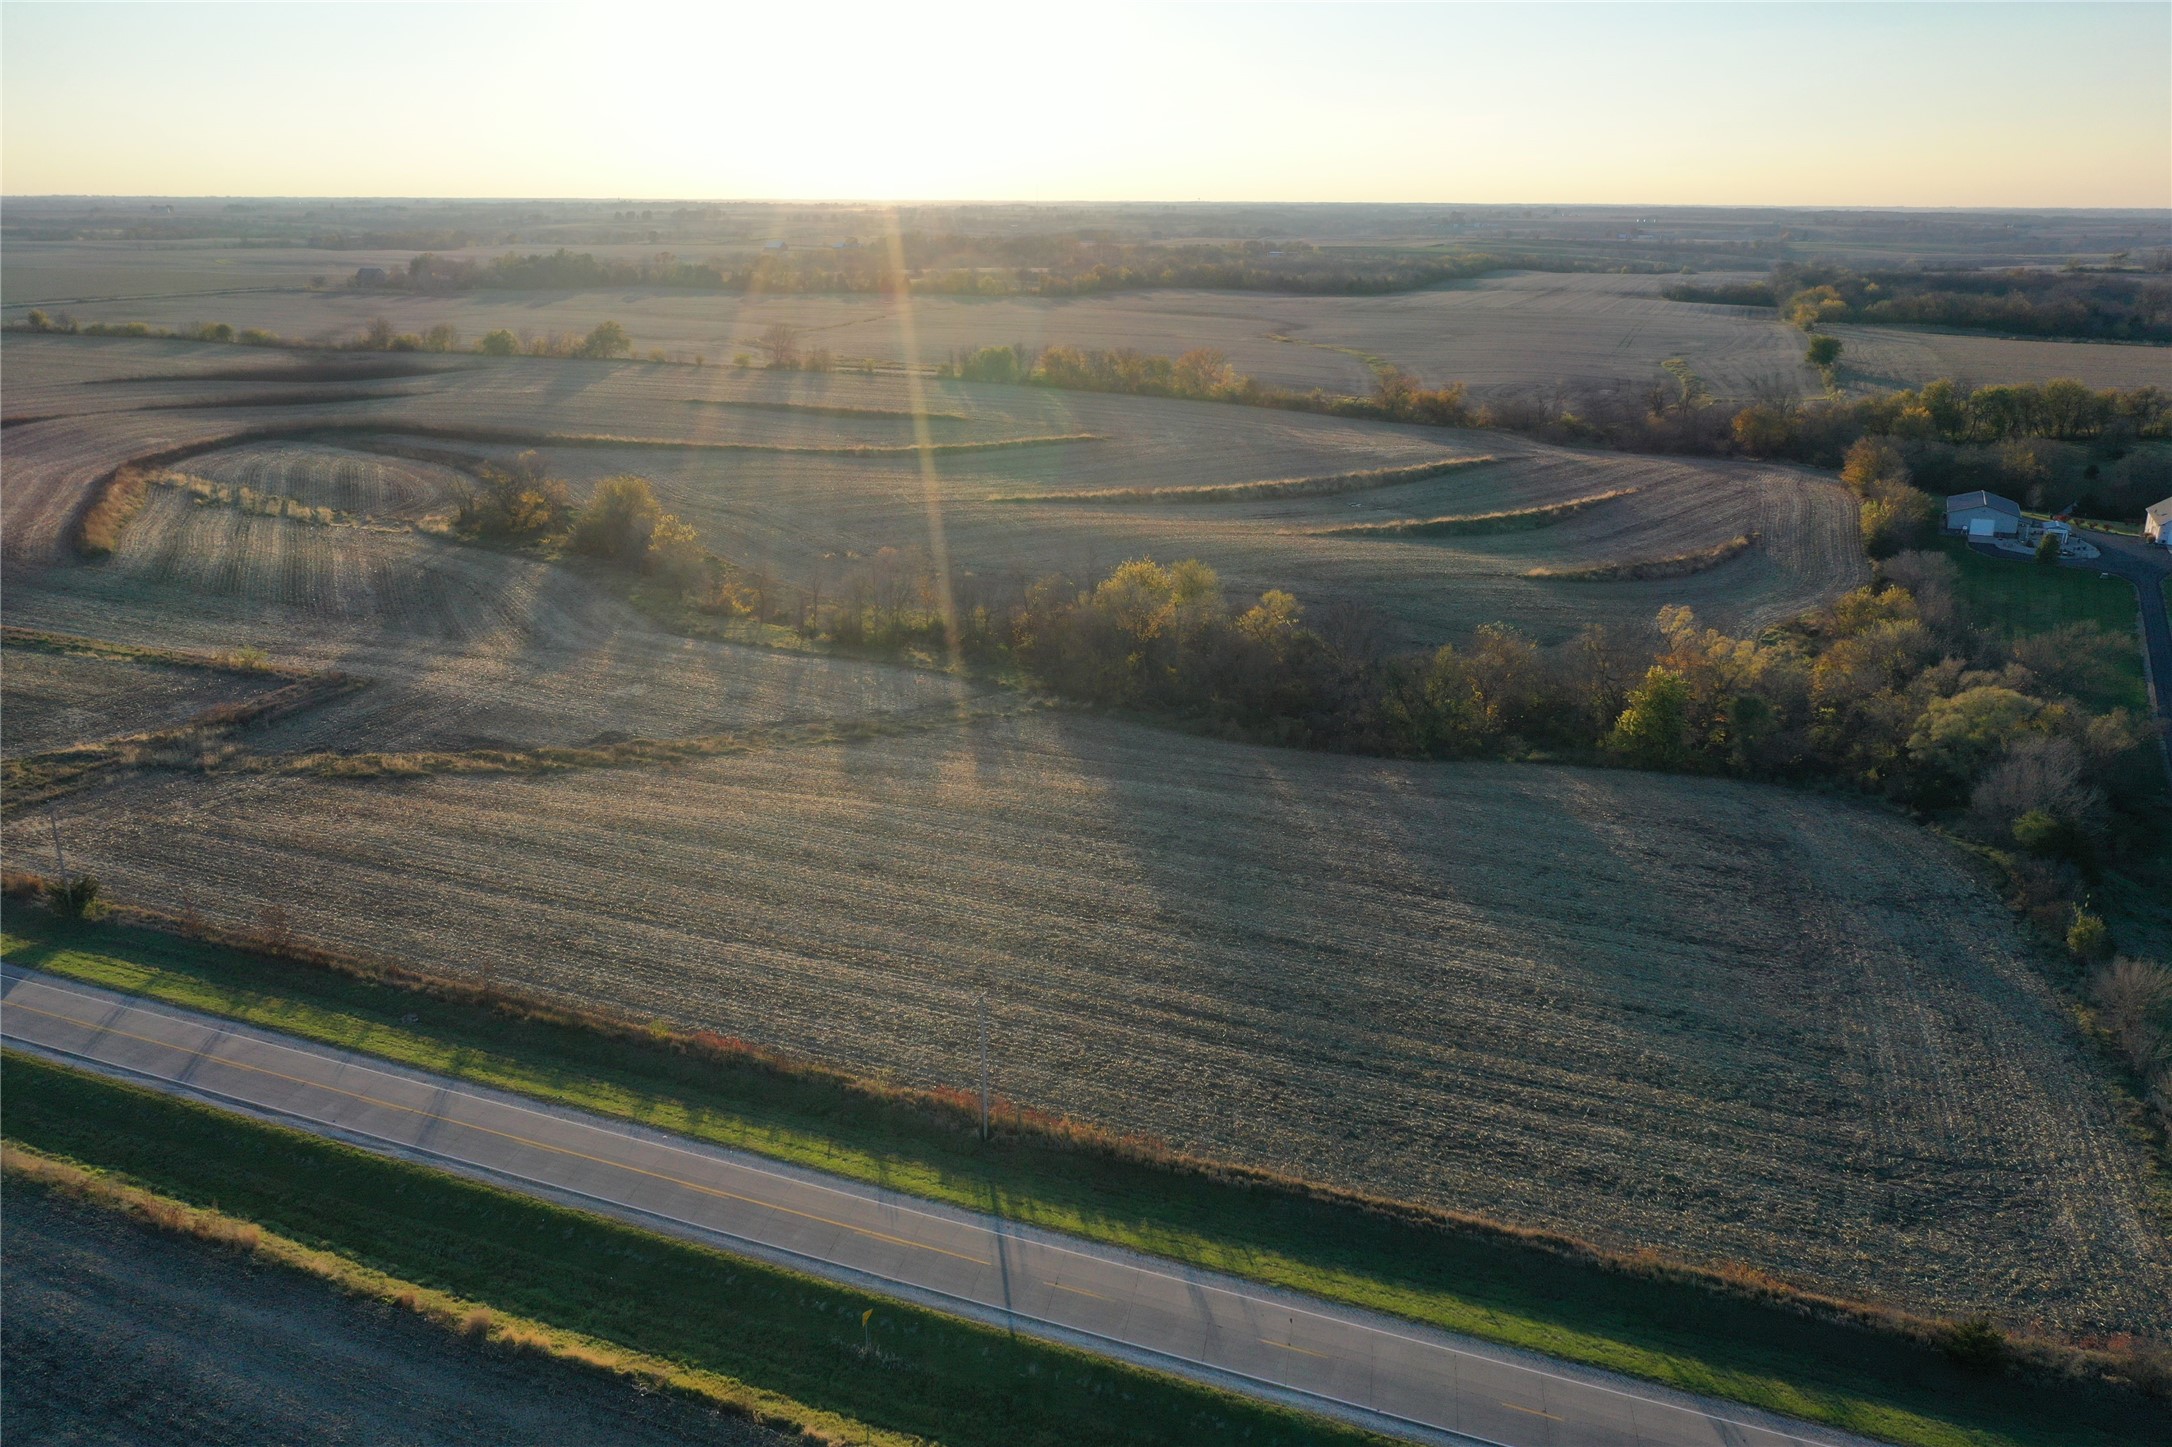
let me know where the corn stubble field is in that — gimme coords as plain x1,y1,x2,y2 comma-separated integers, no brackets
2,332,2164,1346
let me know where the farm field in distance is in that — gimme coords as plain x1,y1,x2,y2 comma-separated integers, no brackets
0,335,1864,647
9,252,2168,402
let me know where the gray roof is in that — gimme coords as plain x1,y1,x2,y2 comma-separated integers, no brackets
2148,496,2172,526
1945,490,2020,517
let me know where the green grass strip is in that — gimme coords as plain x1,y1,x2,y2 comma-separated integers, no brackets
6,920,2165,1447
0,1052,1390,1447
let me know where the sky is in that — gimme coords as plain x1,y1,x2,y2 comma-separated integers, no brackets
3,2,2167,207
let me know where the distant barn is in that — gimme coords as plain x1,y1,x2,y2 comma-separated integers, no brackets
1944,490,2021,541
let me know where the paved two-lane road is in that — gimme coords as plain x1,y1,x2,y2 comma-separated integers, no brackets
0,967,1875,1447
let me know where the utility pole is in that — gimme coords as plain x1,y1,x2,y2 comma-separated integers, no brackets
978,994,991,1141
46,806,69,887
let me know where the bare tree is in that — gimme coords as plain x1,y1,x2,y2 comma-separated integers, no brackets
757,323,800,370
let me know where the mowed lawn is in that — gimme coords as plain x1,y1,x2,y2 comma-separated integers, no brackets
1938,538,2150,713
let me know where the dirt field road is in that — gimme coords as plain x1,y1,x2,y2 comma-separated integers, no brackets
1,967,1875,1447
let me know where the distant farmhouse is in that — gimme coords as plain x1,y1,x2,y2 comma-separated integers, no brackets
1943,490,2021,541
2148,496,2172,548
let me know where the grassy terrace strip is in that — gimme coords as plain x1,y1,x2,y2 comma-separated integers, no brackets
1,625,302,677
0,1054,1391,1447
1,672,368,813
684,396,973,422
0,1142,904,1447
71,462,153,557
989,456,1495,505
6,917,2167,1447
1313,486,1641,537
1527,531,1758,580
249,696,1037,780
65,420,1104,555
347,423,1103,456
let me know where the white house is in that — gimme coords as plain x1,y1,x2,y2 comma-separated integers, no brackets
2147,496,2172,548
1944,490,2022,541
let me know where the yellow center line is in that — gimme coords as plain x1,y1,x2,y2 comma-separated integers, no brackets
4,999,989,1267
1047,1280,1108,1300
1501,1402,1562,1420
1261,1338,1333,1359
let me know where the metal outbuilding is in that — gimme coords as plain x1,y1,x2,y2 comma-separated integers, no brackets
1944,490,2022,539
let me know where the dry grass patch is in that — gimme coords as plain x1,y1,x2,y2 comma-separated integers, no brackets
71,464,152,557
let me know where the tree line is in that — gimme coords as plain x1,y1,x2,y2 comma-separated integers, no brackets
1666,262,2172,344
451,453,702,585
935,334,2169,467
15,310,642,363
766,548,2156,870
351,241,1648,300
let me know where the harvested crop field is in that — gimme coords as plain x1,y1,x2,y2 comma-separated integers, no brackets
179,440,470,520
1828,321,2172,394
0,1185,788,1447
4,489,971,753
564,430,1860,645
20,267,2161,402
15,709,2166,1339
1,334,1866,644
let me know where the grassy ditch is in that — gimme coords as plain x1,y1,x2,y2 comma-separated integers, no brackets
0,1053,1390,1447
4,916,2166,1447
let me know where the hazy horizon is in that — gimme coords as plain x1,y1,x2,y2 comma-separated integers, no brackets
5,2,2167,208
